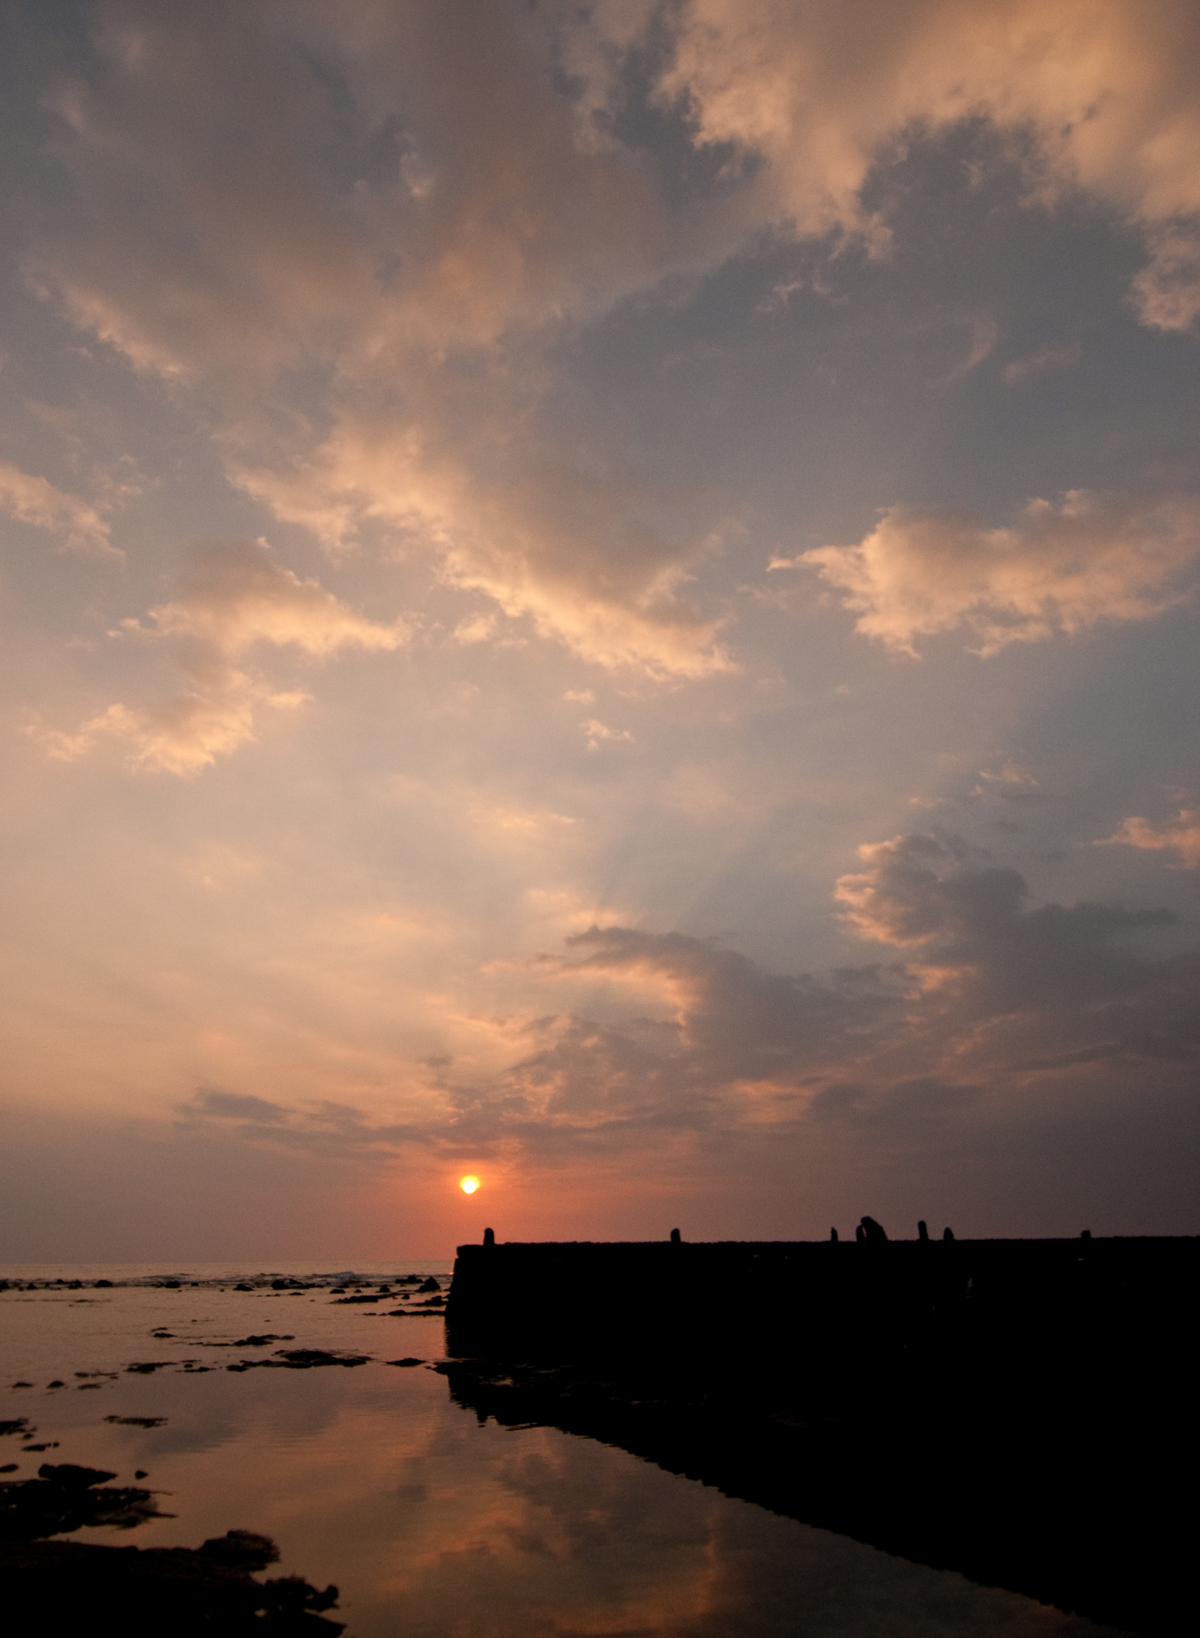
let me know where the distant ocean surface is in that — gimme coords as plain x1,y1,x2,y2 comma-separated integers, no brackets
1,1262,1124,1638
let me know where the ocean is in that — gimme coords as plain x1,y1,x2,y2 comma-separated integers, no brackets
1,1262,1124,1637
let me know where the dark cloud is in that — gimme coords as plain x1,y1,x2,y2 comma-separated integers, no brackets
431,834,1198,1175
187,1088,288,1124
178,1086,429,1159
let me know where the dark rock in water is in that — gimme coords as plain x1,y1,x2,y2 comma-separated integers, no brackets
417,1277,441,1293
385,1358,424,1367
93,1279,113,1288
0,1465,17,1474
125,1362,174,1375
161,1281,181,1290
1,1471,167,1540
47,1381,64,1389
10,1383,32,1390
234,1282,253,1291
0,1420,33,1439
0,1532,344,1635
197,1529,278,1570
135,1471,148,1480
105,1418,167,1429
38,1464,115,1487
331,1293,383,1304
203,1335,294,1349
275,1349,369,1370
21,1443,57,1452
227,1348,370,1373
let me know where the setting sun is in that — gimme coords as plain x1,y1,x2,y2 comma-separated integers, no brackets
460,1175,480,1195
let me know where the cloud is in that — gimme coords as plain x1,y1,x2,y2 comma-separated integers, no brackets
971,762,1043,801
28,673,308,776
789,491,1200,655
833,829,1185,1018
1000,341,1082,385
122,539,408,656
582,718,634,749
1099,810,1200,868
43,3,1200,690
236,433,734,677
189,1088,288,1124
647,0,1200,327
178,1084,427,1158
0,460,117,557
444,830,1197,1158
30,540,403,774
1130,226,1200,332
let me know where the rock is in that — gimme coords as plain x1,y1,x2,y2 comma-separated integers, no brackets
1,1471,167,1541
197,1530,278,1570
0,1533,344,1634
385,1358,424,1367
37,1464,115,1487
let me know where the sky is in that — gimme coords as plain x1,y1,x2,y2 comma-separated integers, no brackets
1,0,1197,1261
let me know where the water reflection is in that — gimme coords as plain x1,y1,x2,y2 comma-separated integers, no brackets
2,1268,1126,1637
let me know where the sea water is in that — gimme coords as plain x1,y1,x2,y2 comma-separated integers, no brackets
1,1262,1124,1638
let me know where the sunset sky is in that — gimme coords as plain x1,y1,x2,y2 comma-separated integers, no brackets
2,0,1197,1260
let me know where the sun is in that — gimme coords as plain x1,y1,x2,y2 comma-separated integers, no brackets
459,1175,480,1195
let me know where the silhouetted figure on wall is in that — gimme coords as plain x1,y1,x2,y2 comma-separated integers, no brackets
943,1226,954,1241
859,1216,888,1244
483,1228,495,1247
830,1227,838,1242
670,1228,681,1244
855,1223,865,1243
918,1220,929,1242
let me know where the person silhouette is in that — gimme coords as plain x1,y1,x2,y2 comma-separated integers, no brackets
859,1216,888,1244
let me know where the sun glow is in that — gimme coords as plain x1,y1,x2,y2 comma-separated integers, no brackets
460,1175,480,1194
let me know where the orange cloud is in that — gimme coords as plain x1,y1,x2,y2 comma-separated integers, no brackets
0,460,118,558
125,539,408,657
652,0,1200,327
29,540,404,774
1099,810,1200,868
790,491,1200,655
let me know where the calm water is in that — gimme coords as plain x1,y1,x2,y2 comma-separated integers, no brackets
1,1262,1125,1637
